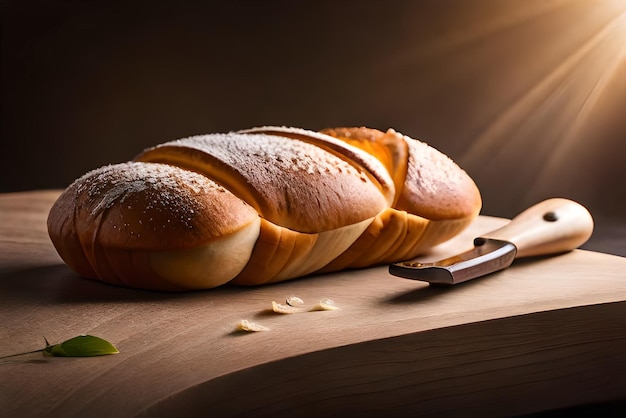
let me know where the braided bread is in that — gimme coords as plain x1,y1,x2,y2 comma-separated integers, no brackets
47,127,481,291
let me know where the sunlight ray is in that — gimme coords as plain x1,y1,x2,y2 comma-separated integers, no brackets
462,4,626,172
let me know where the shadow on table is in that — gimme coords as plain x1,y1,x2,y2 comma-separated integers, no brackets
0,263,240,304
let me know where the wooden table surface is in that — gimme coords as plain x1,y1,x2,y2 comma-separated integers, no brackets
1,191,625,417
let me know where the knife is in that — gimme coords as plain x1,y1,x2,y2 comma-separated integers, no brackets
389,198,594,285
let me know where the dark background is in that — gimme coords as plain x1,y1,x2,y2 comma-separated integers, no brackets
2,0,625,255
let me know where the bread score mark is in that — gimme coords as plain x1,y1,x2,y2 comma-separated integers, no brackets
231,217,374,285
150,217,261,289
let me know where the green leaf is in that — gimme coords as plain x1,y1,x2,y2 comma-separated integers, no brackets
43,335,120,357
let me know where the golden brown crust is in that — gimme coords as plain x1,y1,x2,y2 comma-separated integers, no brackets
47,162,260,289
239,126,396,207
48,126,482,291
321,126,482,221
230,218,318,285
135,132,390,233
52,162,258,250
319,127,408,206
396,137,481,221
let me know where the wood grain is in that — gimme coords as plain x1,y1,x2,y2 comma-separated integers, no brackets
1,191,625,417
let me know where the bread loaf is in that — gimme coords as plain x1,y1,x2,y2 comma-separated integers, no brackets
47,127,481,291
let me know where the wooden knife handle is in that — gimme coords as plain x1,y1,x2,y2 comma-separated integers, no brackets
479,198,594,258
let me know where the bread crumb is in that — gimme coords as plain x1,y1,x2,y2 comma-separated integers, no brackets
272,301,306,314
272,297,339,314
310,299,339,311
236,319,269,332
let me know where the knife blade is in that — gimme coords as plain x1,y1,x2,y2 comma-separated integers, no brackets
389,198,594,285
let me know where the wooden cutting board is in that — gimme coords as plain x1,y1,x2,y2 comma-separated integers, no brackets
1,191,625,417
